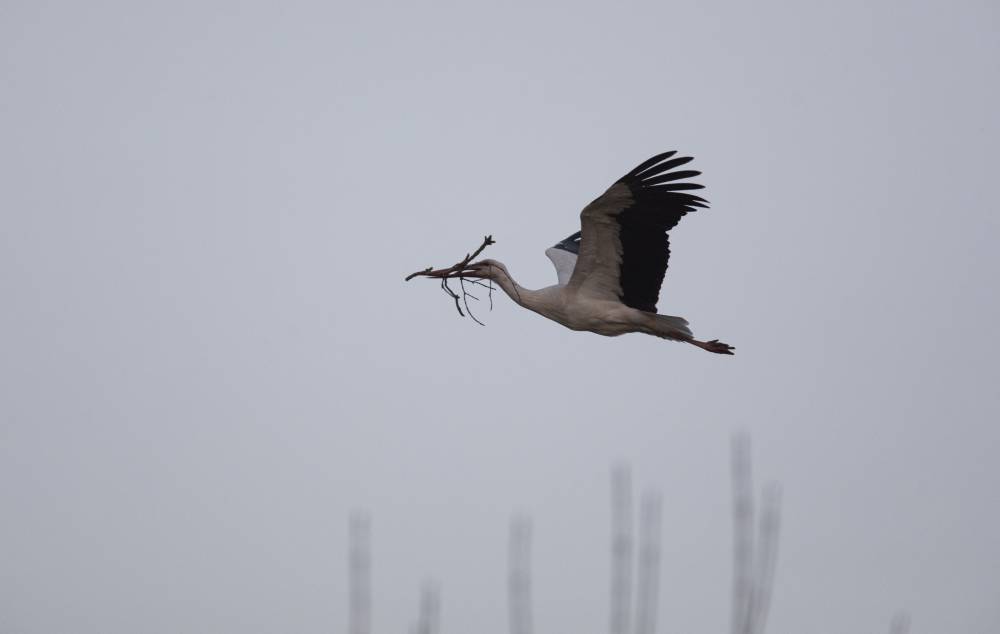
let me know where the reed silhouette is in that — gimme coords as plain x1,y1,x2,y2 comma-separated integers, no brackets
346,436,910,632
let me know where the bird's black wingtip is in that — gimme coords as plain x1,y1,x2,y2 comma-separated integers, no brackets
552,231,582,254
616,152,708,207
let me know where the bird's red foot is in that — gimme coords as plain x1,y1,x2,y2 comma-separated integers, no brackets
697,339,735,355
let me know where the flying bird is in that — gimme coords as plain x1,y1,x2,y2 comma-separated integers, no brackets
417,151,734,354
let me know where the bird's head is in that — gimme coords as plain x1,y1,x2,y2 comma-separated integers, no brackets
468,258,508,280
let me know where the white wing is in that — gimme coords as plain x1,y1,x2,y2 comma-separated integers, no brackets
545,232,582,285
545,247,577,285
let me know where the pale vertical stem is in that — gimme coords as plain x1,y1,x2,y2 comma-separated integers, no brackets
749,485,781,634
634,491,663,634
413,581,441,634
348,512,371,634
610,465,634,634
508,515,534,634
731,434,754,634
889,613,911,634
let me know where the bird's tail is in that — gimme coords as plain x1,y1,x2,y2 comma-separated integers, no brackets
651,314,693,340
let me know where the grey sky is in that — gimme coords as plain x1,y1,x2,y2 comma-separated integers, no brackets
1,0,998,632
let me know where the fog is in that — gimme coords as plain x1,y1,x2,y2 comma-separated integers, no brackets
2,1,998,632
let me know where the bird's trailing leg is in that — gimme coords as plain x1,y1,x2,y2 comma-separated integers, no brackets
647,315,734,354
688,338,735,355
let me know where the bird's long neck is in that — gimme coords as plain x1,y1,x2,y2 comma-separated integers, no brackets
484,266,539,310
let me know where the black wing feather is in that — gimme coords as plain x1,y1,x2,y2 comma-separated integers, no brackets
623,151,677,179
613,151,709,313
641,170,702,186
635,155,693,178
652,182,705,191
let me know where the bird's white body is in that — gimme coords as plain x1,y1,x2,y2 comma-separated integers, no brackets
514,285,637,336
477,261,694,339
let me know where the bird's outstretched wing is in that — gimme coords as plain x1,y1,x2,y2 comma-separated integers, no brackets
544,232,580,285
566,151,708,312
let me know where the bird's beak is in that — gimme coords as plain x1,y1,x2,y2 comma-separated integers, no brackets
466,261,490,278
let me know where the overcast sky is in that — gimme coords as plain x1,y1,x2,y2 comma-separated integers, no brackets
2,1,998,632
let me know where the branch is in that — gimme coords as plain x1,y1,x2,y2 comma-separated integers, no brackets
405,235,496,281
406,235,497,325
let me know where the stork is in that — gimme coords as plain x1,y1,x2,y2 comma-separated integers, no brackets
415,152,734,355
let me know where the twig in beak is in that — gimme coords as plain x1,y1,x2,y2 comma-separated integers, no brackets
404,235,495,281
407,235,496,325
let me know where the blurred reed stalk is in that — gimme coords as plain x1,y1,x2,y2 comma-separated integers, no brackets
410,582,441,634
610,465,635,634
348,512,371,634
508,516,534,634
889,612,911,634
731,432,782,634
346,437,915,633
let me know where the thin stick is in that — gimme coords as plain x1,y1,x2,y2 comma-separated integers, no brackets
408,236,496,324
460,277,485,326
405,235,495,281
440,278,464,317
